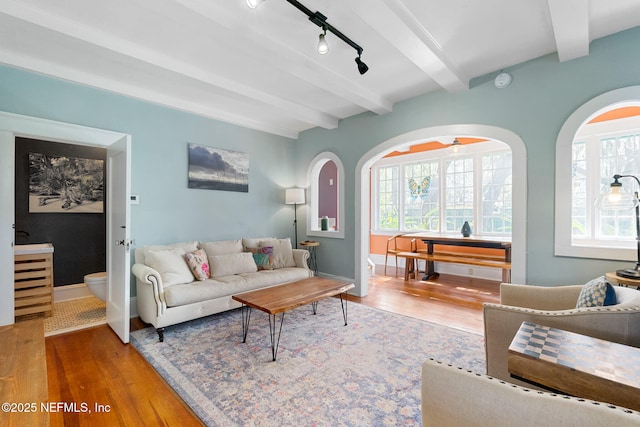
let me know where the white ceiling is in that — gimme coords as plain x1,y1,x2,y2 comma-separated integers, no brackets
1,0,640,139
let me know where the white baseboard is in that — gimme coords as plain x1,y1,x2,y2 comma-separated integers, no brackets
369,253,502,281
129,296,138,319
54,283,92,302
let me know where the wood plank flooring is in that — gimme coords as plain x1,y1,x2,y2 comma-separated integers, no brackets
42,267,498,426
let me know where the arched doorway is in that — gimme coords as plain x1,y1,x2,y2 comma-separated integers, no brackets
354,124,527,297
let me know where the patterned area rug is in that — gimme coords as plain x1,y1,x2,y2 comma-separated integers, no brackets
131,301,485,427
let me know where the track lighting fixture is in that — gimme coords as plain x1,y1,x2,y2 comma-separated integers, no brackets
317,28,329,55
355,53,369,75
245,0,369,75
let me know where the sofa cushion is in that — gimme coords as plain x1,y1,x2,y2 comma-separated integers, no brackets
199,239,243,256
163,267,311,307
145,248,195,286
576,276,617,308
260,238,296,269
247,246,274,270
185,249,210,281
242,237,276,251
141,241,198,265
209,252,257,277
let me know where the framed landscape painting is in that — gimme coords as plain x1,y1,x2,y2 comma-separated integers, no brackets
28,152,104,213
188,143,249,193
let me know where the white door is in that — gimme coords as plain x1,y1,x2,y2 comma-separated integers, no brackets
0,131,15,326
107,135,131,343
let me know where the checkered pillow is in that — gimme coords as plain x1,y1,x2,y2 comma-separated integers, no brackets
576,276,617,308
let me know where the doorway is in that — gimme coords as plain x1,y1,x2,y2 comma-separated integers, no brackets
0,111,132,343
354,124,528,297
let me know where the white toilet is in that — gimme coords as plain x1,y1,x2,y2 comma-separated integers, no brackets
84,272,107,302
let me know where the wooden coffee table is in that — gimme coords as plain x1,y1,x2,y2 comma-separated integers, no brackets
508,321,640,411
232,277,355,361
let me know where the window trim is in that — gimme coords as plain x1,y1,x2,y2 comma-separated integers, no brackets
306,151,345,239
555,86,640,261
371,141,511,236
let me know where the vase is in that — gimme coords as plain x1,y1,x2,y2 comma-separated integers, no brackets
461,221,472,237
321,216,329,231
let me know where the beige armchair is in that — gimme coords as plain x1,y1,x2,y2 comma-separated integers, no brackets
422,358,640,427
483,283,640,387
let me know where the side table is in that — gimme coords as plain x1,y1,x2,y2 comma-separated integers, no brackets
605,271,640,290
300,241,319,275
508,321,640,411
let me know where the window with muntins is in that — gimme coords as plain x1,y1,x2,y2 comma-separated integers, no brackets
571,116,640,248
372,141,512,235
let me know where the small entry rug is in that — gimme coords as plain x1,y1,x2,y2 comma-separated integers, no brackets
131,301,485,426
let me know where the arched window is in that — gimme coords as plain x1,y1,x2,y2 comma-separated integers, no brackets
555,86,640,261
307,152,345,239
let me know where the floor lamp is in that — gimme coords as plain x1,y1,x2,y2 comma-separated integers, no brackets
598,174,640,279
285,188,305,249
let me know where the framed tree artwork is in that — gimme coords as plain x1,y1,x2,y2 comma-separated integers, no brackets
28,152,104,213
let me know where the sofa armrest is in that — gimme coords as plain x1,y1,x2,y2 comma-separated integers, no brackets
483,302,640,385
292,249,310,270
500,283,582,310
132,263,167,318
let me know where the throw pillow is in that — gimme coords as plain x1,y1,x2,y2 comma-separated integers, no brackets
185,248,210,281
576,276,617,308
199,239,243,256
208,252,258,278
260,238,296,269
142,241,198,263
145,248,195,286
242,237,276,251
248,246,274,270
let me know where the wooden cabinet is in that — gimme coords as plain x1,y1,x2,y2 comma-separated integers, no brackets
14,252,54,317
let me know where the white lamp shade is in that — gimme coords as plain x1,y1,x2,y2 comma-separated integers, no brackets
285,188,305,205
596,185,639,211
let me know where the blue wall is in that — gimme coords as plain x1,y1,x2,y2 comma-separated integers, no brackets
0,65,299,289
294,26,640,285
2,25,640,291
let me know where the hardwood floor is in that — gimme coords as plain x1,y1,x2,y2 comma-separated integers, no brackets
46,322,205,427
43,267,499,426
353,266,500,335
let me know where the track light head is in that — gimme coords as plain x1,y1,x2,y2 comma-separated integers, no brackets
355,55,369,75
317,30,329,55
246,0,265,9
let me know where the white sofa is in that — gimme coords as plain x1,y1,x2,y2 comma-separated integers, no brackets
422,358,640,427
132,237,312,341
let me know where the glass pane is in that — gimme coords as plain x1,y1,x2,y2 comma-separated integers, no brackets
444,157,474,232
571,141,587,237
377,166,399,230
481,151,512,234
403,161,439,231
598,134,640,239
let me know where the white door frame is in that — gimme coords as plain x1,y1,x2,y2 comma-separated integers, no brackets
0,111,131,343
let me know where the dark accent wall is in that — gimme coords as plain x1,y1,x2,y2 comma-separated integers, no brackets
15,137,107,286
